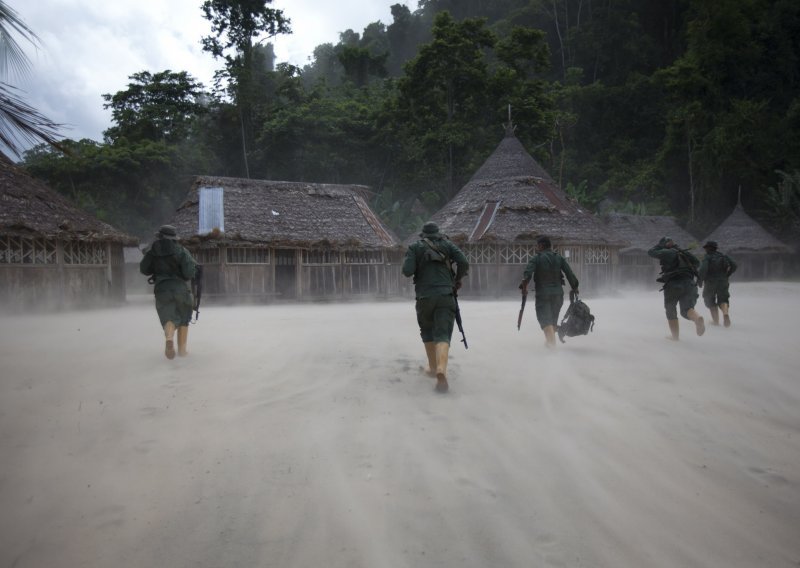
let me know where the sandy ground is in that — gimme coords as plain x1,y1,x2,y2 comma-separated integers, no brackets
1,282,799,568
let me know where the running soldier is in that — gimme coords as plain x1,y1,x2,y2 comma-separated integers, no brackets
140,225,197,359
402,222,469,393
697,240,737,327
519,236,579,349
648,236,705,341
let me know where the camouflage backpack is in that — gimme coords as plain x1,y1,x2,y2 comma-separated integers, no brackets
558,291,595,343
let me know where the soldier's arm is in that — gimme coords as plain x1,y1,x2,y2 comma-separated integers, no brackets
447,242,469,282
139,251,153,276
401,245,418,277
562,258,579,291
522,256,537,283
647,245,670,260
727,256,738,275
179,248,197,281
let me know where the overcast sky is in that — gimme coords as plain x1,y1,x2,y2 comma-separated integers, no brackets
12,0,416,146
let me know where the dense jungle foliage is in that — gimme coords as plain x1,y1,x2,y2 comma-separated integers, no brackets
20,0,800,246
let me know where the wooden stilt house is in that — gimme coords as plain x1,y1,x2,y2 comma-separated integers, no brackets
703,203,793,280
165,176,403,301
604,213,699,288
423,128,627,296
0,154,138,311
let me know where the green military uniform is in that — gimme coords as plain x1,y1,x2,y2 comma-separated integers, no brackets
648,236,705,339
522,244,579,330
402,222,468,392
140,225,197,358
697,240,737,327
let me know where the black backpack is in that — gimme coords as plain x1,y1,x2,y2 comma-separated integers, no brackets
558,291,595,343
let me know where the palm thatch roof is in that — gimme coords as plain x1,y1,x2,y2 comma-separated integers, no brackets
604,213,699,253
170,176,399,249
0,153,137,244
424,131,627,247
704,204,792,254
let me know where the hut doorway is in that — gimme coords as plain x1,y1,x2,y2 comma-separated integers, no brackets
275,249,297,298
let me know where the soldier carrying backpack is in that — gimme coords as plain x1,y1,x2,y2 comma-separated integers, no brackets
697,241,738,327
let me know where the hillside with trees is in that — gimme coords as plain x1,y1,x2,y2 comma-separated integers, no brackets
20,0,800,248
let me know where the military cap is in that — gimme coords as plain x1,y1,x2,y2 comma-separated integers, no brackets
157,224,178,239
420,222,440,237
703,240,718,250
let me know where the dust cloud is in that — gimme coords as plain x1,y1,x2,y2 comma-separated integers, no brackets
1,282,799,567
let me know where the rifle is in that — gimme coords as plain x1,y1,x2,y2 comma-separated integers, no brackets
191,265,204,322
454,289,468,349
517,280,529,330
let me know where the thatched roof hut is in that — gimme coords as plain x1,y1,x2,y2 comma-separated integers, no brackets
164,176,403,300
603,213,699,288
171,176,397,249
0,153,137,311
703,203,793,280
0,154,136,245
605,214,699,253
423,129,626,295
704,204,792,255
428,133,625,247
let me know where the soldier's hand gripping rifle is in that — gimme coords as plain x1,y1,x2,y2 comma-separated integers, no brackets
454,287,468,349
191,265,204,322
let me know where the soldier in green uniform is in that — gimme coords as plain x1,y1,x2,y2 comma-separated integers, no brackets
402,222,469,393
697,240,737,327
520,236,579,348
648,236,705,341
140,225,197,359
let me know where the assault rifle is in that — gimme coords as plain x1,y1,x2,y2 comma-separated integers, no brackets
191,265,204,322
454,289,468,349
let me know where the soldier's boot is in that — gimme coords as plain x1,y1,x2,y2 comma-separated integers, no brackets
720,303,731,327
434,342,449,393
177,326,189,357
543,325,557,348
709,306,720,326
667,319,680,341
164,321,176,359
687,309,705,337
423,341,437,377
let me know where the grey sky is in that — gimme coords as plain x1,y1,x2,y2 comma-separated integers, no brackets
12,0,415,145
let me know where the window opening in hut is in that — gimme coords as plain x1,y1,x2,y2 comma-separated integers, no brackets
227,247,270,264
584,246,610,264
0,237,57,264
64,241,106,265
499,244,537,264
302,250,340,265
464,243,497,264
199,186,225,234
344,250,384,264
192,248,221,265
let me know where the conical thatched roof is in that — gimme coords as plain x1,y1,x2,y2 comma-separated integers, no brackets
604,213,699,253
170,176,399,249
704,204,792,254
425,132,626,246
0,153,137,244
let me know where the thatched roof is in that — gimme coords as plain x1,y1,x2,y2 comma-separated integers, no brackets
424,132,627,247
704,204,792,254
604,213,699,253
169,176,400,249
0,153,137,245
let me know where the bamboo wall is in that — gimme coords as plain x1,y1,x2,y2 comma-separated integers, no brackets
0,237,127,312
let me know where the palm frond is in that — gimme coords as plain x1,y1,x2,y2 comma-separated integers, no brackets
0,0,41,80
0,82,63,156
